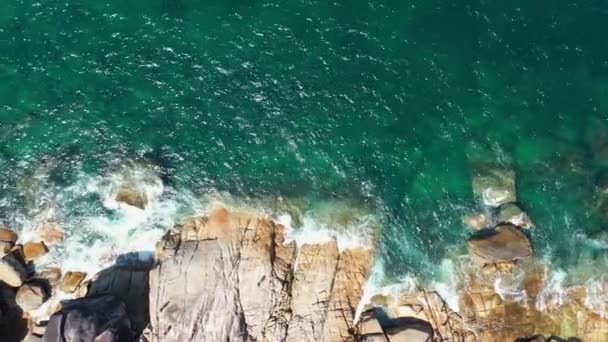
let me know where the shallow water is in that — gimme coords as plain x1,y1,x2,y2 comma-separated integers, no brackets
1,1,608,285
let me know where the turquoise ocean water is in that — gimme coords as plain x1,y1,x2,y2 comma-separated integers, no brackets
1,0,608,285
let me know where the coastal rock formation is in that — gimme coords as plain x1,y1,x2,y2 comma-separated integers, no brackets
0,206,605,342
23,242,48,263
147,207,374,342
87,266,150,335
467,224,532,264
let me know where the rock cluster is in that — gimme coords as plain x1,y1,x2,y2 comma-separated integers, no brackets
1,198,606,341
466,166,534,265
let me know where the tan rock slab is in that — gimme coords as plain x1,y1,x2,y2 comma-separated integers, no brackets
115,187,147,209
60,271,87,293
0,226,18,244
467,225,532,264
23,242,48,263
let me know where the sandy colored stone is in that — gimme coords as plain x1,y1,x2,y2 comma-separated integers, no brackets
0,254,27,287
115,187,148,209
38,222,65,245
322,248,374,341
148,207,374,342
0,226,18,244
0,240,12,256
467,225,532,264
16,283,48,311
36,266,63,288
59,271,87,293
286,240,340,342
23,241,48,263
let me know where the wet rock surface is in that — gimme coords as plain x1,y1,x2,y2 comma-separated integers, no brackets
472,165,516,207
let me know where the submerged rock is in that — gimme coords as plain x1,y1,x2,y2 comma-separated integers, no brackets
472,166,516,207
498,203,534,229
467,225,532,264
0,254,27,287
114,187,147,209
464,212,492,230
35,266,62,288
42,295,132,342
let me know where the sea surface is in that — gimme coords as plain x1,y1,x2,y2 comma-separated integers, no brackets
1,0,608,290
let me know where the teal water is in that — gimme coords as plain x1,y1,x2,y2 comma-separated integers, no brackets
1,1,608,283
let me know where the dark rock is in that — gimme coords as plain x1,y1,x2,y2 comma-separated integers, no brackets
88,265,150,337
0,283,28,341
384,317,433,342
42,295,131,342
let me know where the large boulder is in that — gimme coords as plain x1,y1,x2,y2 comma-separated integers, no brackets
0,254,27,287
147,207,374,342
23,242,48,263
467,225,532,264
87,266,150,337
42,295,131,342
38,222,65,246
472,166,516,207
16,282,49,311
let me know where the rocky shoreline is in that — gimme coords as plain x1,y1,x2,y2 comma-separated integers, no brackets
0,166,607,341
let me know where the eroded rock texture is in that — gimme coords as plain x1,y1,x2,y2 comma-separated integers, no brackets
147,207,374,342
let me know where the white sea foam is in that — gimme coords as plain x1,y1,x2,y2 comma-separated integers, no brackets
431,259,461,312
10,163,206,275
536,269,568,312
282,213,375,251
584,276,608,318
